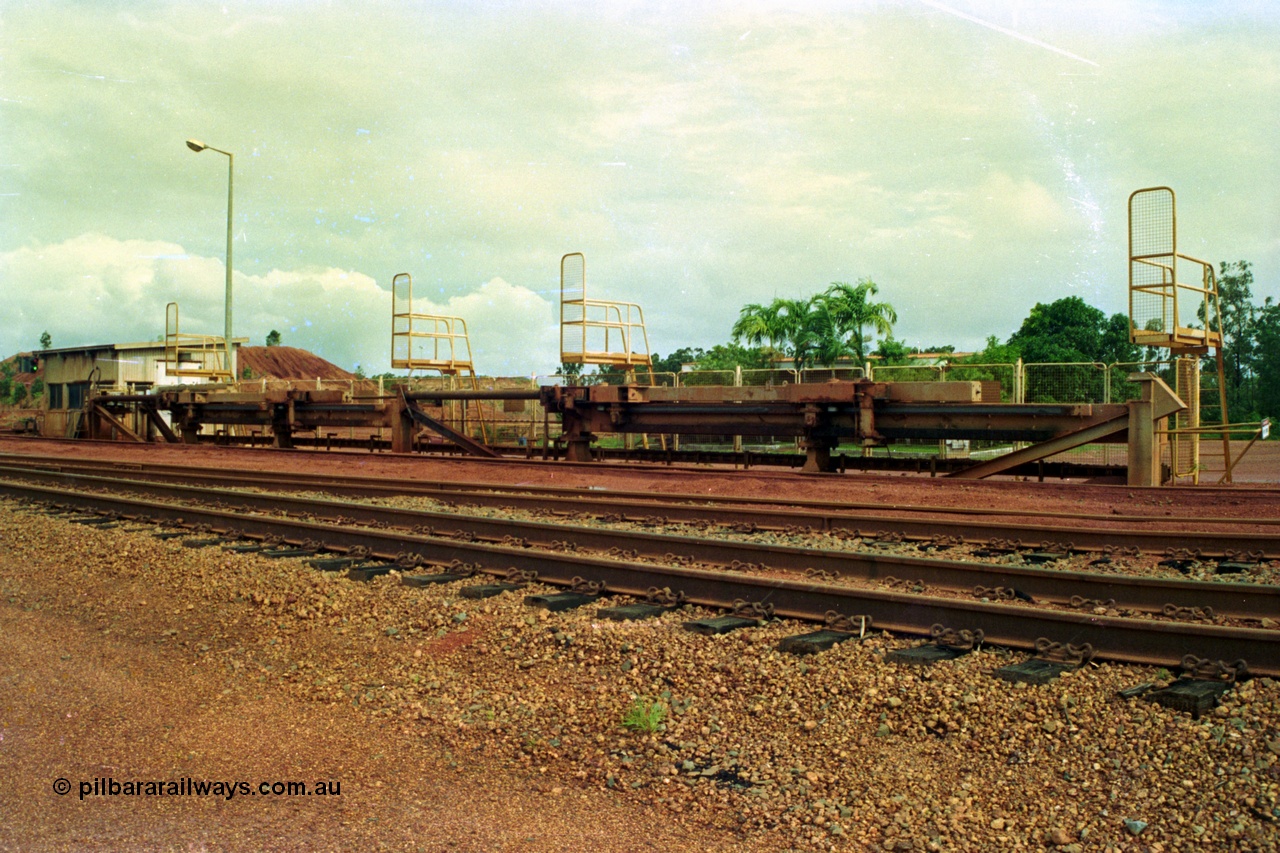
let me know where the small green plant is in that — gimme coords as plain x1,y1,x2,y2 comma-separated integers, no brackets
622,697,667,733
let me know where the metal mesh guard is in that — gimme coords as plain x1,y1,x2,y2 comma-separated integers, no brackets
1130,188,1173,259
561,252,585,303
1129,188,1176,343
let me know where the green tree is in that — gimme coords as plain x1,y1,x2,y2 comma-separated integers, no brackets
732,282,897,371
1007,296,1107,364
1099,312,1140,365
1254,297,1280,422
1212,261,1258,419
39,331,52,350
651,347,705,375
559,361,584,380
695,343,775,372
873,336,912,365
0,361,13,403
730,302,784,350
962,335,1022,365
730,298,816,355
819,279,898,362
771,297,822,368
265,329,282,347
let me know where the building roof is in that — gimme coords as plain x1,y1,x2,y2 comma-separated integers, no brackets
37,339,249,356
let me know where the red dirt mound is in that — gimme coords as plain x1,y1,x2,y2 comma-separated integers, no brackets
238,346,356,380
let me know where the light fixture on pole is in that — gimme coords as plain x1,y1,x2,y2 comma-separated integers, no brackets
185,138,236,379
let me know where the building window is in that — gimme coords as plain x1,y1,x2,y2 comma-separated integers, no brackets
67,382,89,410
48,383,64,409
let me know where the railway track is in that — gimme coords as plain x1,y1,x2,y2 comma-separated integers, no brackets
3,473,1277,676
1,453,1276,558
0,463,1273,616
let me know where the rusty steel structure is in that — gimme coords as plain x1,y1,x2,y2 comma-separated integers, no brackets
559,252,654,372
163,302,232,381
1127,187,1232,483
2,460,1275,584
2,452,1274,557
80,372,1187,485
537,375,1184,486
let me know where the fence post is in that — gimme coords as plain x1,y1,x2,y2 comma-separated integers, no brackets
673,371,682,453
733,366,742,453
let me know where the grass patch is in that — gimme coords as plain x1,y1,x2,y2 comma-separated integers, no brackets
622,697,668,733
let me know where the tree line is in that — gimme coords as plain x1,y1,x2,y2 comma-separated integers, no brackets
646,261,1277,423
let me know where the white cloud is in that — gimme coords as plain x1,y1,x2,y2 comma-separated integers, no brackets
1,234,217,351
0,235,561,376
0,2,1276,368
410,277,560,377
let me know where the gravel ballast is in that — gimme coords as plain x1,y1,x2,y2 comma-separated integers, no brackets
3,497,1278,851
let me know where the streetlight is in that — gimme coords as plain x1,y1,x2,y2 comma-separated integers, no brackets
185,138,235,379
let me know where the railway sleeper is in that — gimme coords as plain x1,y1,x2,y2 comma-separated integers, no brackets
1215,560,1262,576
526,577,608,612
461,582,528,599
686,599,775,636
261,547,318,559
685,615,764,636
402,571,478,588
183,536,239,549
308,555,372,572
525,591,602,613
887,624,985,666
597,587,688,622
994,639,1095,685
69,515,119,527
778,611,874,656
1143,656,1250,720
597,602,677,622
460,571,538,600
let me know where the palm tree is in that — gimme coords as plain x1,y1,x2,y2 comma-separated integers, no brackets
732,298,809,362
821,279,898,361
805,294,856,367
730,302,779,349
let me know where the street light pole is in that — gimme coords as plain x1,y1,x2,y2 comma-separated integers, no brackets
185,138,235,379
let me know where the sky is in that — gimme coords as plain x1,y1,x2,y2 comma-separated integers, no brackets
2,0,1277,376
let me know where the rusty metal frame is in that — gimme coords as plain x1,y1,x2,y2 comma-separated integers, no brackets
390,271,489,445
1127,187,1232,482
390,272,479,375
1128,187,1223,353
163,302,232,381
559,252,654,370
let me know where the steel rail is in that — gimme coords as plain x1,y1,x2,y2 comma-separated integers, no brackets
1,456,1277,558
2,479,1275,676
5,434,1278,497
1,472,1276,622
4,451,1274,528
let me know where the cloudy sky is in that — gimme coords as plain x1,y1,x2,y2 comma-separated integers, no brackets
2,0,1276,376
